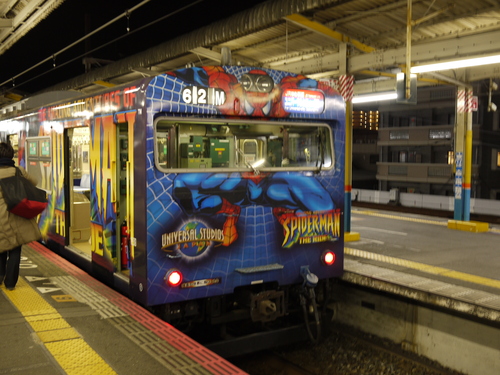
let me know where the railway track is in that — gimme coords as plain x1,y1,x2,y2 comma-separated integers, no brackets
232,323,464,375
233,351,315,375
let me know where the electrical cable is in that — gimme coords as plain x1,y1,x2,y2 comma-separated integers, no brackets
0,0,152,88
1,0,204,92
300,288,321,344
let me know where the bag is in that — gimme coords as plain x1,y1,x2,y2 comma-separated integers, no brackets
0,167,48,219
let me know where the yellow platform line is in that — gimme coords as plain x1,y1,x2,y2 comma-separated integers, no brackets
354,209,500,234
353,210,448,226
2,278,117,375
345,247,500,290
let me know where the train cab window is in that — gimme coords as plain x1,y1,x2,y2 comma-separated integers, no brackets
154,119,334,173
157,132,169,168
284,126,333,168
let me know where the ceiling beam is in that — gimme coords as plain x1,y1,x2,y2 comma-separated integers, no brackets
284,14,376,54
189,47,258,67
359,70,448,85
93,80,116,88
4,92,22,101
190,47,221,63
266,30,500,94
307,70,340,79
0,18,12,28
262,30,500,84
132,67,161,77
413,4,455,26
350,30,500,72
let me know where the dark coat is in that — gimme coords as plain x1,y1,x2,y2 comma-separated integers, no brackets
0,165,42,252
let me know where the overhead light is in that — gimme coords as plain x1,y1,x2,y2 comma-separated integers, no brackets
52,101,85,110
352,92,397,103
251,159,266,168
411,54,500,73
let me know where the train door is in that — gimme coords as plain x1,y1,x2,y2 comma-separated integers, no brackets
236,137,266,168
67,113,133,279
116,122,131,275
86,114,118,276
67,127,91,255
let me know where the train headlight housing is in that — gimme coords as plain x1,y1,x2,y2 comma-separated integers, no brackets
165,269,183,287
321,250,336,266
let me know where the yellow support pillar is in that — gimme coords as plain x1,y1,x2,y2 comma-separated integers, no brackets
340,75,360,242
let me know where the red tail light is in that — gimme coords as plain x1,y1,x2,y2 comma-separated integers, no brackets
322,250,336,266
165,269,183,287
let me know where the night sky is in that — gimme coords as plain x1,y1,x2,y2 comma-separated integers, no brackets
0,0,268,96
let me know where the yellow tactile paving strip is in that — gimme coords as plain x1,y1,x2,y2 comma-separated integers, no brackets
2,277,117,375
345,247,500,290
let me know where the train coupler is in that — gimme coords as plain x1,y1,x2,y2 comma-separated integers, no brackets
250,290,285,322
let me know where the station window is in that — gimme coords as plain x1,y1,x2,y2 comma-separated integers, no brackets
389,130,409,140
448,151,454,165
429,130,452,140
493,149,500,169
154,119,334,172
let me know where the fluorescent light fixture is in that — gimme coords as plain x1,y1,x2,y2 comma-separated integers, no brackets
352,92,397,103
411,54,500,73
52,101,85,110
124,87,140,94
251,159,266,168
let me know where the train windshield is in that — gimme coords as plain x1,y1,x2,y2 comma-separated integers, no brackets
154,119,334,173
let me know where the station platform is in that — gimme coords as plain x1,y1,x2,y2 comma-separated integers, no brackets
2,208,498,375
344,208,500,322
0,242,245,375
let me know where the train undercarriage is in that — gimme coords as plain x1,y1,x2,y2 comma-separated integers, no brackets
154,278,336,357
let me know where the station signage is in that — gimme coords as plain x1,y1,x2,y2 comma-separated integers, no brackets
282,89,325,114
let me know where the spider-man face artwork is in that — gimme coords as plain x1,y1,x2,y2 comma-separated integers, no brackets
168,66,337,118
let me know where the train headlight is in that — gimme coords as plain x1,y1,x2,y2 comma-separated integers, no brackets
321,250,336,266
165,269,183,287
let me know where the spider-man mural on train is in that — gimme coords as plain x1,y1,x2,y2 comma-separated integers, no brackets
170,67,338,247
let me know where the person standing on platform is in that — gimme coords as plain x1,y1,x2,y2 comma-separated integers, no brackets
0,142,41,290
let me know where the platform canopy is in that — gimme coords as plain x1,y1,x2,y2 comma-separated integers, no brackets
2,0,500,105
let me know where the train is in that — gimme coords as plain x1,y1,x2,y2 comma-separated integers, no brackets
0,65,345,352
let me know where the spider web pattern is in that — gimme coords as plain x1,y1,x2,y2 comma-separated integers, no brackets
142,67,345,306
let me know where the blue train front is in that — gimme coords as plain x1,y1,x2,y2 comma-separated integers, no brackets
136,66,345,329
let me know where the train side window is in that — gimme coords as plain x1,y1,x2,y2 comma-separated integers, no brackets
25,136,52,191
283,126,333,168
7,134,18,164
155,121,178,170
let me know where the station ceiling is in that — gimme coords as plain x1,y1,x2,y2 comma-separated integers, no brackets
2,0,500,106
0,0,64,56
